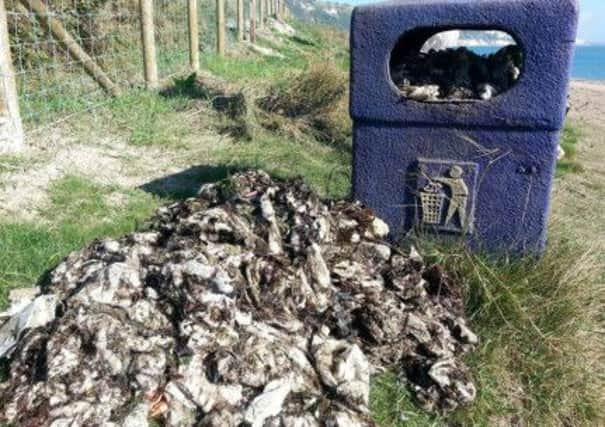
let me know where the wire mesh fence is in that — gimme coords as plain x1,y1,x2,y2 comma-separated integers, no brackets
6,0,143,126
155,0,188,79
1,0,283,135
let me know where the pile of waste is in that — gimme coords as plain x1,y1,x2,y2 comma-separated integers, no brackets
0,171,478,426
391,45,523,101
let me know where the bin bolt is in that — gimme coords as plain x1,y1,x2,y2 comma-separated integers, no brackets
517,165,538,175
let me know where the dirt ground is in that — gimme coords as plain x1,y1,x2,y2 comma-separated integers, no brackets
0,112,228,220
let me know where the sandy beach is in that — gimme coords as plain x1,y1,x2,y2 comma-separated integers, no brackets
570,79,605,122
551,80,605,251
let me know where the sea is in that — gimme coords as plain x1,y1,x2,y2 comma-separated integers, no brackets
571,45,605,81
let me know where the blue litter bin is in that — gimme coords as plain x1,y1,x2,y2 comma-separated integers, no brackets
350,0,579,254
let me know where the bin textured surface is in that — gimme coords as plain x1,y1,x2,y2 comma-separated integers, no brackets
350,0,579,253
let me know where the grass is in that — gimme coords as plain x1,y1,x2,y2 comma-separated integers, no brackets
556,123,583,176
371,233,604,426
0,154,29,174
257,60,351,145
202,51,309,84
0,176,160,307
371,373,441,426
105,89,197,147
260,61,347,117
201,21,348,84
213,133,351,199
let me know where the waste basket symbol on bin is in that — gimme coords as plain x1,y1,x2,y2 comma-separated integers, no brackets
417,159,478,234
420,182,444,225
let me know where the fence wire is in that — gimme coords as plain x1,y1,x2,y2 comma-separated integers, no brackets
4,0,277,132
155,0,188,79
6,0,205,130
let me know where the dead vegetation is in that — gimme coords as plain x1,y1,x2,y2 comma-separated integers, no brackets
165,60,351,146
258,61,351,144
259,61,346,117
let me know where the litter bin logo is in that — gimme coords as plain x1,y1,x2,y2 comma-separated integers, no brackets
417,159,478,234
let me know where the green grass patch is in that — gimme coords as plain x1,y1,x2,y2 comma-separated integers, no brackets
202,51,308,84
201,22,347,84
371,373,442,426
557,123,583,177
213,133,351,199
0,154,29,175
105,89,196,147
0,176,160,308
371,235,604,426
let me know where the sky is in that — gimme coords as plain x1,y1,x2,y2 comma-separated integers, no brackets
578,0,605,44
333,0,605,44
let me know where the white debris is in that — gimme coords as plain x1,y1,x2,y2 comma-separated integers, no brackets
270,18,296,37
370,217,390,238
558,145,566,161
247,42,285,59
408,84,441,101
0,171,478,426
121,402,150,427
245,377,293,427
1,287,39,320
478,83,498,100
0,294,57,358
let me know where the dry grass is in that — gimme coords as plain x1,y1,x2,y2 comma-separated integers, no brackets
259,60,347,117
258,60,351,145
372,225,605,426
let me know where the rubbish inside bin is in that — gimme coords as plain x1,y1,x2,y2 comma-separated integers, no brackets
391,45,523,101
0,171,477,426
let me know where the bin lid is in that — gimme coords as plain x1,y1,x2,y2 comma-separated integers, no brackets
350,0,579,130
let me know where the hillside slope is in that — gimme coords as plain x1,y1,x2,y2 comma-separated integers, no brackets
287,0,352,29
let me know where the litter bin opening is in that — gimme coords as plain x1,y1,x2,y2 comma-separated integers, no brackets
389,29,524,102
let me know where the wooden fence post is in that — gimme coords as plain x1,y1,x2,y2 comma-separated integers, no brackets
237,0,244,41
216,0,225,55
188,0,199,72
139,0,158,88
259,0,264,29
19,0,120,96
0,0,23,153
249,0,256,43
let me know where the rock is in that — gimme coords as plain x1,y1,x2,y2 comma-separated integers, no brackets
0,171,478,426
